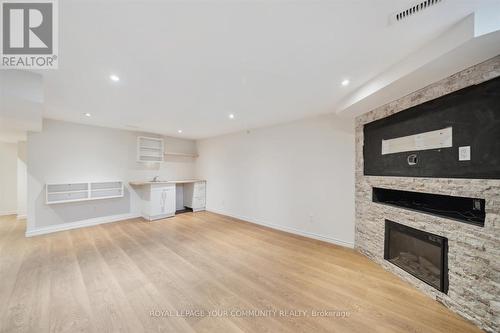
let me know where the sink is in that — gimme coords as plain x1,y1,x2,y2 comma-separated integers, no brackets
151,177,164,183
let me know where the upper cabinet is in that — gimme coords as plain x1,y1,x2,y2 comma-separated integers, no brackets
137,136,164,163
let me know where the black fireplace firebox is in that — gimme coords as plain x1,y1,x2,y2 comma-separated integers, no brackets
384,220,448,293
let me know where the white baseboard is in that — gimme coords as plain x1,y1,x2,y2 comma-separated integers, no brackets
25,213,141,237
17,214,27,220
0,211,17,217
208,209,354,248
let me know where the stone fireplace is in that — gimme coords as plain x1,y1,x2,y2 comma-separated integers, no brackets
355,56,500,333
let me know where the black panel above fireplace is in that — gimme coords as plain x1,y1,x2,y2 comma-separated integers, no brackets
373,187,485,227
385,220,448,293
363,76,500,179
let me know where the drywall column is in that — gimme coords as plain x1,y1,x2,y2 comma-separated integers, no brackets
0,142,18,215
17,142,27,219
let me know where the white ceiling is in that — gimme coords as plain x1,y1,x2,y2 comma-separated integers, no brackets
40,0,496,139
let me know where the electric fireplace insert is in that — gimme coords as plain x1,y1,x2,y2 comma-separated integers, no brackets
384,220,448,293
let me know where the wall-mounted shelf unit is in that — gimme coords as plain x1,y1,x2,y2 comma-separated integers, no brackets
164,152,199,158
137,136,164,162
46,181,124,204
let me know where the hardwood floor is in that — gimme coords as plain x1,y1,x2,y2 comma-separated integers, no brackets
0,212,481,333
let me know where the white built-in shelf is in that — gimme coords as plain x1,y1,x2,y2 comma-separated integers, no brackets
137,136,164,162
164,152,199,158
46,181,124,204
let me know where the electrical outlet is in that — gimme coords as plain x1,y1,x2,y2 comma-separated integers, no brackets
473,199,482,211
459,146,471,161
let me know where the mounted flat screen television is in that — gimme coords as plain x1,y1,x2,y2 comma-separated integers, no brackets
363,76,500,179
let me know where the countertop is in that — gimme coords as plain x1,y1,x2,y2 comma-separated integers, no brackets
129,179,206,186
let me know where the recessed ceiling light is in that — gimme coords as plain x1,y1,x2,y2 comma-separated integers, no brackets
228,113,235,119
109,74,120,82
84,113,91,117
341,79,350,86
177,130,183,134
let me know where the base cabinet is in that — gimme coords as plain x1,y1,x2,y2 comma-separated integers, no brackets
183,181,206,212
132,181,206,221
143,184,176,221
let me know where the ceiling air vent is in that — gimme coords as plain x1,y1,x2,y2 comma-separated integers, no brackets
390,0,444,24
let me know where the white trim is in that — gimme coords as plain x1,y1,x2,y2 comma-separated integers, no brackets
0,211,17,216
16,214,27,220
208,209,354,249
141,212,175,222
25,213,141,237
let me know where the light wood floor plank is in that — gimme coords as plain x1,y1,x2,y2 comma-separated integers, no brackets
69,228,144,333
196,213,473,331
104,220,244,333
47,231,95,333
0,213,482,333
141,216,356,333
122,220,326,333
111,220,282,333
1,233,51,333
88,224,195,333
186,213,449,330
165,213,414,332
0,219,30,325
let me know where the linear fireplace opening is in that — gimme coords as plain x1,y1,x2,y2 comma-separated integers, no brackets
384,220,448,293
373,187,485,226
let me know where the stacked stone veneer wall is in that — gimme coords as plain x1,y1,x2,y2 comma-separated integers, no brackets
355,56,500,333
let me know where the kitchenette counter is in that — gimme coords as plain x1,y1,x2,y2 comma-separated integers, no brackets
129,179,205,186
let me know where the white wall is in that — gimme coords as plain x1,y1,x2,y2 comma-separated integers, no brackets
0,142,18,215
16,142,27,218
27,119,196,233
195,114,356,247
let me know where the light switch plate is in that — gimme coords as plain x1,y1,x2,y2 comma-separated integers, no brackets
459,146,471,161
